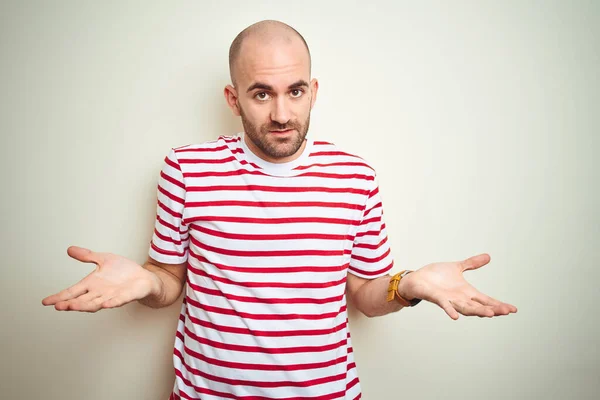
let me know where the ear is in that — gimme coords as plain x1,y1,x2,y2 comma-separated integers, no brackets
309,78,319,110
224,84,241,116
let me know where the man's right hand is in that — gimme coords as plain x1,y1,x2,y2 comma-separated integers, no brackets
42,246,162,312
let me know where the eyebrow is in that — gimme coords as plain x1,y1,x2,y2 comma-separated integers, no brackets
246,80,309,93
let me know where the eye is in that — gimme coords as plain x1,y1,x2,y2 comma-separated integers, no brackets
255,92,271,101
290,89,304,98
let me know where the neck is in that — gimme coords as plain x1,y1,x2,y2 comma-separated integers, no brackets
244,136,307,164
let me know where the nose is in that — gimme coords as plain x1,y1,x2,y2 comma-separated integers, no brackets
270,96,291,125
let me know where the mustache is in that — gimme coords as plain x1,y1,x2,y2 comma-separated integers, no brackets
265,122,301,131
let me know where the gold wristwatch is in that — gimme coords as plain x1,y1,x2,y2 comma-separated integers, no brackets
386,270,422,307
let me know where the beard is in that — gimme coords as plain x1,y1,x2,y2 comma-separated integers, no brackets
239,105,311,160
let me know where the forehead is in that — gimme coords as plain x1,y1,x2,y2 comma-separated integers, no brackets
236,37,310,89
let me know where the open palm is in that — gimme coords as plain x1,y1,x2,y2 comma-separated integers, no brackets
401,254,518,319
42,246,159,312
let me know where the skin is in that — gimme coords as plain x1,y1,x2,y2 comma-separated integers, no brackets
42,21,517,320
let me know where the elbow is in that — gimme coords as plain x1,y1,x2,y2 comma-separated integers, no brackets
359,305,378,318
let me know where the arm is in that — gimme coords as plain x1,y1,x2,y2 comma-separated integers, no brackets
346,273,404,318
346,253,518,320
139,257,187,308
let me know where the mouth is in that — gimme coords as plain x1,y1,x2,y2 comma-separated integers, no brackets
269,129,294,135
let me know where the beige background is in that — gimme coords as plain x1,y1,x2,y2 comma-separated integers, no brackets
1,1,598,399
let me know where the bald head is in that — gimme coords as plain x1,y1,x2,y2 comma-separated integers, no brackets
228,20,311,86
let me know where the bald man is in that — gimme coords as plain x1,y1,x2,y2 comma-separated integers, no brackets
43,20,517,400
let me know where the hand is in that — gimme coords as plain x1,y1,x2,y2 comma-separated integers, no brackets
397,253,518,320
42,246,161,312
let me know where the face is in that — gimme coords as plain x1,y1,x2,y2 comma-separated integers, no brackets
225,37,319,163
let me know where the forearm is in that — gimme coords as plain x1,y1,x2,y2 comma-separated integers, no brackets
351,275,405,318
139,262,185,308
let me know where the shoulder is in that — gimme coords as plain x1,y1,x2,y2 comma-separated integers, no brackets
171,135,241,156
309,139,377,176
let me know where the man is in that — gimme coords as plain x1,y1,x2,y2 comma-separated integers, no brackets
42,20,517,400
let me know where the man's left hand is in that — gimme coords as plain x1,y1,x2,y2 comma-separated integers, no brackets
398,254,518,319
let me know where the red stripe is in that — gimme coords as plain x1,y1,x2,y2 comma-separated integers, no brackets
186,295,346,320
158,200,182,219
160,171,185,189
363,202,382,217
189,235,350,258
188,281,344,305
189,251,348,274
353,236,388,250
186,200,363,210
191,223,352,242
165,155,181,171
294,162,373,171
156,215,183,234
184,312,347,337
178,156,237,164
181,326,347,354
346,376,360,391
181,344,347,371
368,187,379,199
174,368,347,400
348,261,393,277
186,215,359,226
175,144,228,153
309,151,361,158
361,215,382,226
175,146,241,155
186,184,369,195
351,247,390,263
188,263,347,289
296,171,374,181
313,141,333,146
355,225,385,238
154,228,183,245
183,169,268,178
151,242,187,257
158,185,185,205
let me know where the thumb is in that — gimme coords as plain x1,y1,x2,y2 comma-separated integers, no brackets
461,253,491,272
67,246,104,265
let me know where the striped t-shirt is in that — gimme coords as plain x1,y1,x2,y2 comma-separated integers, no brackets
149,134,394,400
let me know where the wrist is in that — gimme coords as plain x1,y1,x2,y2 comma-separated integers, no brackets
148,271,164,298
396,273,413,301
387,270,422,307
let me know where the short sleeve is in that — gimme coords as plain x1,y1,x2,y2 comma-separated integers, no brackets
348,177,394,279
148,149,190,264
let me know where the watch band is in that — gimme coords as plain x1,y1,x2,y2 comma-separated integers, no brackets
386,270,422,307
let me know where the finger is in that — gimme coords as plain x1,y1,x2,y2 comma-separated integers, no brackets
69,294,107,313
67,246,104,265
68,291,102,306
451,300,494,318
471,294,518,315
460,253,491,272
471,293,501,306
55,291,98,311
432,296,460,320
42,283,87,306
101,293,135,309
